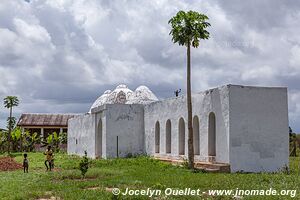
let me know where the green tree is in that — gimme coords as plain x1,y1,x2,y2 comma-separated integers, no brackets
3,96,19,153
169,11,210,169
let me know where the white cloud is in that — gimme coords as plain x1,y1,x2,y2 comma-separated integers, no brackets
0,0,300,132
14,18,51,43
289,46,300,71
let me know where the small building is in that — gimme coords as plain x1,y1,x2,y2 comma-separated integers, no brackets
17,114,78,138
68,84,289,173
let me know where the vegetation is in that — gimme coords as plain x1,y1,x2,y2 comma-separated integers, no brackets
0,152,299,200
1,96,66,153
169,11,210,169
79,151,89,177
3,96,19,153
0,130,7,152
289,127,298,157
41,132,67,152
0,129,67,153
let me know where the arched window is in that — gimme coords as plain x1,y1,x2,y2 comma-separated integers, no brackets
208,112,216,156
96,119,102,158
166,120,171,154
155,121,160,153
193,116,200,155
178,118,185,155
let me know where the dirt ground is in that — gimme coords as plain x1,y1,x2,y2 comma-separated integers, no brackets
0,156,23,171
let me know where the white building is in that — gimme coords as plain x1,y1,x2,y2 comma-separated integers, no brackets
68,84,289,172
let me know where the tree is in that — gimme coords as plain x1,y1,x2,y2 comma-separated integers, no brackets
3,96,19,153
169,11,210,169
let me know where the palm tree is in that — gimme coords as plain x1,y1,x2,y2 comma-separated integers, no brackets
4,96,19,153
169,11,210,169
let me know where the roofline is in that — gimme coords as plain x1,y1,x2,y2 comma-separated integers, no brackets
226,84,287,90
20,113,83,115
17,125,68,128
17,113,81,127
149,84,288,103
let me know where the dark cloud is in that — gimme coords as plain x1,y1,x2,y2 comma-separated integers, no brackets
216,0,300,30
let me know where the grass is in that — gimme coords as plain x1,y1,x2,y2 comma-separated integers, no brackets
0,153,299,200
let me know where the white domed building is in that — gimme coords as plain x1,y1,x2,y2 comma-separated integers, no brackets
68,84,159,160
89,84,158,112
68,84,289,173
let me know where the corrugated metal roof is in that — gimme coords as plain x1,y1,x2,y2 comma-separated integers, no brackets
17,113,79,127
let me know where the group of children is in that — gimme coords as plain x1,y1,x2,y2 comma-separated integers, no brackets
23,146,54,173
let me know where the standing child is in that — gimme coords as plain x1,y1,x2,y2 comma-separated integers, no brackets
44,146,54,171
23,153,29,173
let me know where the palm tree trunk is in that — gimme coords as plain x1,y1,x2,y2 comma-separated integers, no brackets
187,41,194,169
7,107,12,153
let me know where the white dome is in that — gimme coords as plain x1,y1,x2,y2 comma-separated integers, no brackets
104,90,111,94
89,84,158,112
127,85,158,104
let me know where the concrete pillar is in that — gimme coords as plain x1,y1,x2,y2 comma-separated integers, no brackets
60,128,63,135
20,127,25,152
41,128,44,138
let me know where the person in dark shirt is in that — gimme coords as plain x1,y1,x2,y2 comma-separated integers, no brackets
23,153,29,173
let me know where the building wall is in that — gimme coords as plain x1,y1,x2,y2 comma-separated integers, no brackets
229,85,289,172
144,86,230,163
92,107,105,159
67,84,289,173
104,104,144,158
68,104,144,159
67,114,96,158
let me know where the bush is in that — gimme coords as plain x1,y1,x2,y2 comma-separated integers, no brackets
0,131,8,153
79,151,89,177
182,158,189,169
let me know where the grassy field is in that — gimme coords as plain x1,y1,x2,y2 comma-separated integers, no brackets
0,153,299,200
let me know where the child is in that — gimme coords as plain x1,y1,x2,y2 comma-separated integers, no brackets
23,153,29,173
44,146,54,171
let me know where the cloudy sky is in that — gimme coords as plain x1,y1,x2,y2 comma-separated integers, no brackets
0,0,299,132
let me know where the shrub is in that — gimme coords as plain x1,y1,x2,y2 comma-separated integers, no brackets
79,151,89,177
0,130,8,153
182,158,189,169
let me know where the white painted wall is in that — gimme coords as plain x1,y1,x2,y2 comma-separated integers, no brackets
67,113,96,158
68,104,144,159
144,86,230,163
105,104,144,158
229,85,289,172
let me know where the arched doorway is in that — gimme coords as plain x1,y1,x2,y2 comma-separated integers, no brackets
166,120,171,154
178,118,185,155
208,112,216,157
96,118,102,158
193,116,200,155
155,121,160,153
